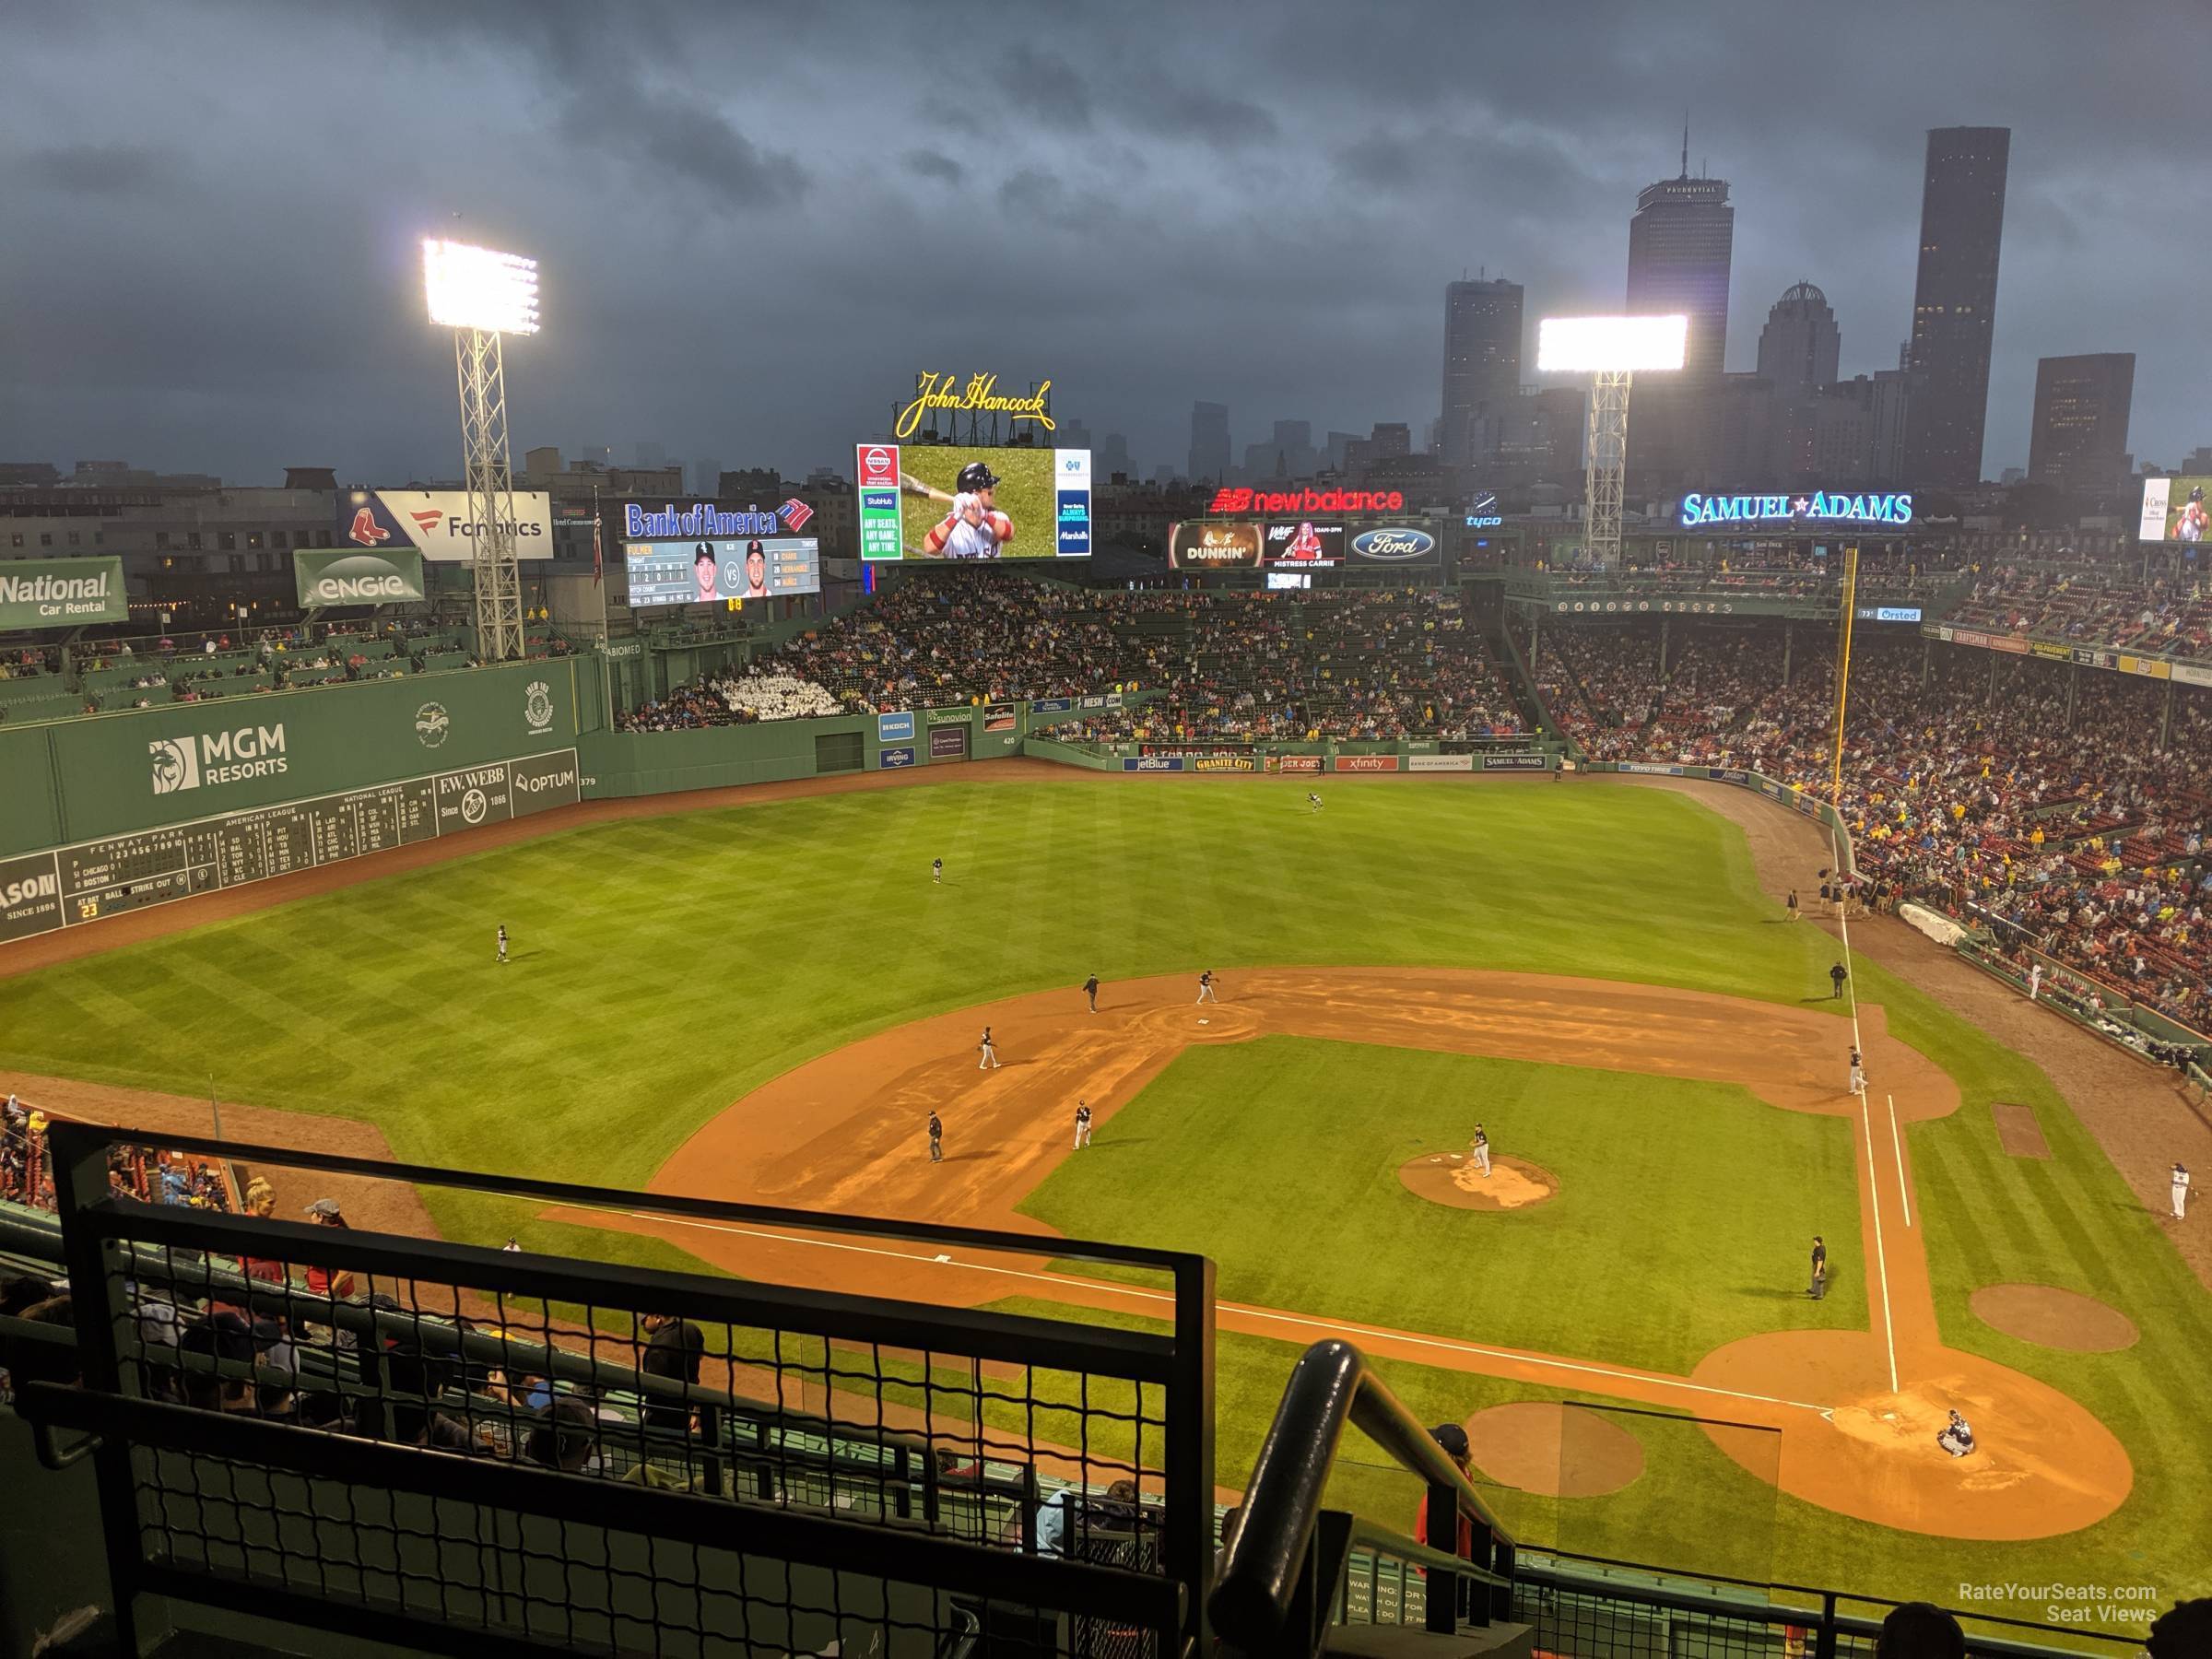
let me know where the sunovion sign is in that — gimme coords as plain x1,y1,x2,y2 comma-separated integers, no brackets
1678,491,1914,529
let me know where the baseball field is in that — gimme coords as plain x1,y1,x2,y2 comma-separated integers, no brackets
3,768,2206,1628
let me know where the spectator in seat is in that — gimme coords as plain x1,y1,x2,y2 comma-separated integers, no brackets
2147,1600,2212,1658
640,1310,718,1443
523,1398,600,1474
1875,1602,1964,1659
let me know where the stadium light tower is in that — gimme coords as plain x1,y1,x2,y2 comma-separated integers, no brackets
423,238,539,664
1536,316,1687,570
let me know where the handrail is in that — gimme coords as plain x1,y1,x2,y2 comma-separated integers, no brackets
1208,1339,1515,1650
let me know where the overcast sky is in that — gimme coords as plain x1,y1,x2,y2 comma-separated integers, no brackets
2,0,2202,488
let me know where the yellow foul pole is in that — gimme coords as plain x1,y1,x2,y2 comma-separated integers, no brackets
1830,545,1859,801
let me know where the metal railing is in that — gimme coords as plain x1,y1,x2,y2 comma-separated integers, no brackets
12,1123,1219,1658
1208,1339,1515,1654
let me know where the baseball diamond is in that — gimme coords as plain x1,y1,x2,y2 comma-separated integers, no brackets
3,748,2207,1632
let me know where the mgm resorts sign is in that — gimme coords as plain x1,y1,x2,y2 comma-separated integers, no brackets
1678,490,1914,529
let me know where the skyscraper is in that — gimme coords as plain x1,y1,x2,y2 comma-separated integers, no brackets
1759,284,1842,483
1756,284,1841,397
1441,276,1524,469
1625,130,1734,481
2029,353,2136,493
1904,126,2010,488
1188,401,1230,484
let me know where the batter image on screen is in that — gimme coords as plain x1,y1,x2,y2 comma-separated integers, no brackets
907,461,1015,559
2182,486,2207,545
741,540,771,598
693,543,719,601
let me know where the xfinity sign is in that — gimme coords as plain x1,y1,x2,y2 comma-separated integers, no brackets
1678,490,1914,528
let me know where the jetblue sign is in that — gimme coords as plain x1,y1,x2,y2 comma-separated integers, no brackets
1678,490,1913,529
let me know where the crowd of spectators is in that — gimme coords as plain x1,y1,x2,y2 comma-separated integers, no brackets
618,575,1525,742
1528,621,2212,1030
1948,565,2212,657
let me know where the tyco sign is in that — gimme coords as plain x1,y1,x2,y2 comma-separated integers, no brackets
1677,490,1913,528
294,547,425,606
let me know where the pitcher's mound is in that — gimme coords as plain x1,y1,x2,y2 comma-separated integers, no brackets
1969,1284,2138,1353
1400,1152,1558,1210
1465,1403,1642,1497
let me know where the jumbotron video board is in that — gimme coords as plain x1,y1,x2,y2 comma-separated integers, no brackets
855,444,1091,560
2138,477,2211,545
618,500,820,606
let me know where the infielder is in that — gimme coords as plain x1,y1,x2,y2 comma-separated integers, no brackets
906,462,1014,559
1074,1102,1093,1149
2175,1161,2192,1220
978,1026,1001,1070
1196,971,1217,1004
928,1111,943,1163
496,924,508,966
1470,1124,1491,1178
1848,1049,1867,1097
1083,973,1100,1013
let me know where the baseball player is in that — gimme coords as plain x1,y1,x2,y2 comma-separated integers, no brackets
496,924,509,966
2177,484,2207,544
1074,1101,1093,1149
1307,792,1323,813
907,462,1014,559
1196,971,1218,1005
928,1111,944,1163
2028,962,2043,1002
1848,1049,1867,1097
1083,973,1100,1013
1806,1235,1828,1300
978,1027,1001,1070
2174,1161,2192,1220
1470,1124,1491,1178
1786,888,1799,922
933,858,943,885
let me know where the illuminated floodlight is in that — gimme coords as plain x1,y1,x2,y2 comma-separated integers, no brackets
422,239,540,335
1535,315,1687,373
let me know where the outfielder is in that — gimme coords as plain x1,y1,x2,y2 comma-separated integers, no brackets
1196,971,1217,1004
905,462,1014,559
2175,1161,2192,1220
496,924,508,966
1308,792,1323,813
933,858,943,885
1074,1101,1093,1149
1470,1124,1491,1178
978,1026,1001,1070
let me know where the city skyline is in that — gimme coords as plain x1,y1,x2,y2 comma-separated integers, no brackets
1,0,2204,488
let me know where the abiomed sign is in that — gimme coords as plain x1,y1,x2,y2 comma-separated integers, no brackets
896,372,1053,440
0,557,127,628
1677,491,1914,528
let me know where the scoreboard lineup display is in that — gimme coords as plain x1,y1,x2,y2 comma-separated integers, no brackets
624,536,821,606
0,748,580,943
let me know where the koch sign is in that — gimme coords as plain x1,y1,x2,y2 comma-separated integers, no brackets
1677,490,1913,528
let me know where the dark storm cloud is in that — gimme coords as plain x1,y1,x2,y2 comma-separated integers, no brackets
0,0,2203,484
19,144,176,196
903,149,966,186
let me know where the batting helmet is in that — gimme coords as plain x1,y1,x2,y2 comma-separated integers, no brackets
957,461,1001,492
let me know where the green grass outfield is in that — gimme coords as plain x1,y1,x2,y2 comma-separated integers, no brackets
0,777,2205,1620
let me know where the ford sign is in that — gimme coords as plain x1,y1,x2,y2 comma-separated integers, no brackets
1348,527,1437,563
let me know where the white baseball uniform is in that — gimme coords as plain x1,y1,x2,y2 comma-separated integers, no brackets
2174,1167,2191,1219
